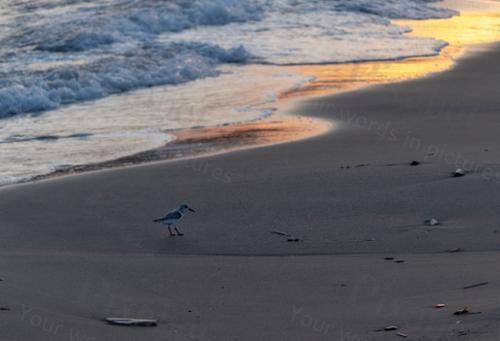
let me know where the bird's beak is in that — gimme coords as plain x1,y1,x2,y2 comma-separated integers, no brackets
189,208,196,212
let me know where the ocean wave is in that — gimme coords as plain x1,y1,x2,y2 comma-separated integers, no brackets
1,0,456,55
163,0,453,65
0,0,457,118
4,0,265,52
0,42,248,117
335,0,457,19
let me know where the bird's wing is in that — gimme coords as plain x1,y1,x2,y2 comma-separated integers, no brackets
164,210,182,220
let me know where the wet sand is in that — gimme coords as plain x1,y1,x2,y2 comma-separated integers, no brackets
28,115,331,184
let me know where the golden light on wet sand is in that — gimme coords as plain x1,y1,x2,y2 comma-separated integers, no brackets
284,11,500,99
173,9,500,163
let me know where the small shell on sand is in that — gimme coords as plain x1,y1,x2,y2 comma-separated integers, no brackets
105,318,158,327
384,326,398,331
425,218,440,226
452,168,466,177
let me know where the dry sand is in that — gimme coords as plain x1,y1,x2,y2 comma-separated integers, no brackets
1,41,500,341
1,250,500,341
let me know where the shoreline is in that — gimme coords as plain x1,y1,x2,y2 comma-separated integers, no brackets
18,114,332,187
7,4,500,188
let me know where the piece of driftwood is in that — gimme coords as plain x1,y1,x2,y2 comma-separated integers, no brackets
410,161,420,166
287,238,303,242
453,308,469,315
458,330,488,336
397,332,408,338
463,282,489,290
452,307,481,316
105,317,158,327
394,260,405,264
435,304,446,308
384,257,395,260
271,231,292,237
446,248,463,253
374,325,398,332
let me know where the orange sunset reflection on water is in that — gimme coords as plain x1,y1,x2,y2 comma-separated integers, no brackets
178,7,500,156
283,11,500,99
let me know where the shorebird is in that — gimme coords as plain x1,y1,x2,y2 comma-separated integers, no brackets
153,204,195,236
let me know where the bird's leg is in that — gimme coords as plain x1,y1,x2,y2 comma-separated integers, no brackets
168,225,175,236
174,226,184,236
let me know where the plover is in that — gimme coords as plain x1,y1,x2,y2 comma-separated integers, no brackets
153,204,195,236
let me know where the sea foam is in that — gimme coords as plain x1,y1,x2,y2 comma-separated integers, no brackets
0,0,456,117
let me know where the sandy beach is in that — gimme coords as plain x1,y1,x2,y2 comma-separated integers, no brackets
3,2,500,340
